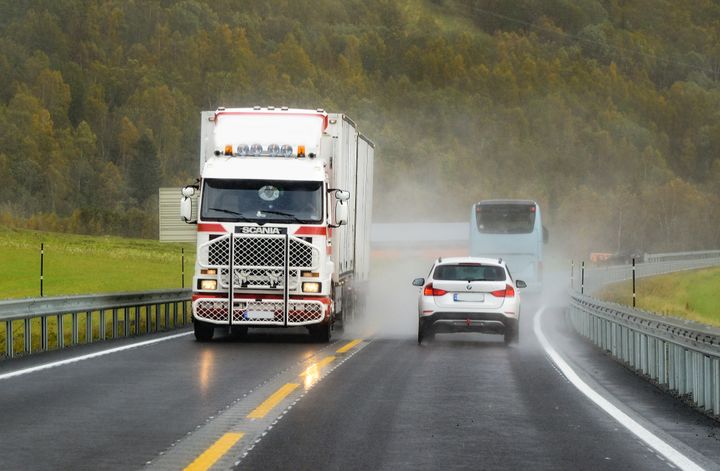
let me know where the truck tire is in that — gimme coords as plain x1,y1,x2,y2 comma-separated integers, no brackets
194,319,214,342
309,322,331,343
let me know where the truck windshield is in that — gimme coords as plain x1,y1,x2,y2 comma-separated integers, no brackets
476,204,536,234
201,179,323,224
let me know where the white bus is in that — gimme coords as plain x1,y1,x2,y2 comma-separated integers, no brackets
469,200,547,292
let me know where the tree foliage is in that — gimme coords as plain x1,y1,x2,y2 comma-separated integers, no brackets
0,0,719,252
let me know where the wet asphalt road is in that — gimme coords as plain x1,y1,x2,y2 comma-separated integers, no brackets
0,299,718,470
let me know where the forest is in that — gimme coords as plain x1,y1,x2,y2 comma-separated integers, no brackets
1,0,719,256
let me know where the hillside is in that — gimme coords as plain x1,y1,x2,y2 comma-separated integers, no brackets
1,0,719,256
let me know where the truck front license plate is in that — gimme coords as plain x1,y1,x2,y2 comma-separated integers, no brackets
245,310,275,320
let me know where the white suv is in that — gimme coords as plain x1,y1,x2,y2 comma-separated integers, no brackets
412,257,526,344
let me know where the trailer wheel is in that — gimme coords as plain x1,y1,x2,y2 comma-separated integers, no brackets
194,319,214,342
309,322,331,343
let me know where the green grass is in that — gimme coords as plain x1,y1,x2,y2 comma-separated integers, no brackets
0,227,195,299
597,267,720,327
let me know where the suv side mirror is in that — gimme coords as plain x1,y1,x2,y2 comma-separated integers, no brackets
516,280,527,289
412,278,425,287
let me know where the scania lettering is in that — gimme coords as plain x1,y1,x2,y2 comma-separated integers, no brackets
181,107,374,342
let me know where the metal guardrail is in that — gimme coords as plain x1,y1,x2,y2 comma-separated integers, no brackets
1,289,192,359
568,251,720,418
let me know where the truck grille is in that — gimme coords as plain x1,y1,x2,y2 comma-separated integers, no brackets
193,298,325,326
204,234,318,269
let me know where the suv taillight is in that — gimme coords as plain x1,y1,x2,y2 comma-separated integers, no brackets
491,284,515,298
423,284,448,296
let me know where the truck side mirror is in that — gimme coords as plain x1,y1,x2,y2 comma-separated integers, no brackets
180,197,195,223
180,186,197,223
335,190,350,201
335,201,348,226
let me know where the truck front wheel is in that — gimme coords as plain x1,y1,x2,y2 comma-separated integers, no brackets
309,322,331,343
194,319,215,342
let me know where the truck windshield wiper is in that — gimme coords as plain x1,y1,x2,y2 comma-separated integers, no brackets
209,208,249,220
259,210,315,224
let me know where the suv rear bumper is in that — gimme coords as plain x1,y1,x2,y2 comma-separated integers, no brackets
421,312,517,335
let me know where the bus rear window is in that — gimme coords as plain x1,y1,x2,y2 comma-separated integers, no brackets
476,204,536,234
433,264,506,282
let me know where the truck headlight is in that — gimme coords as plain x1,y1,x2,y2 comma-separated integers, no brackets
302,282,321,293
200,280,217,290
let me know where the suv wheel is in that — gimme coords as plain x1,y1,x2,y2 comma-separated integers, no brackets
504,326,519,345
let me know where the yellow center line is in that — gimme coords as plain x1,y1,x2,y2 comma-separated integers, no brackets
299,355,336,376
336,339,362,353
247,383,299,419
184,432,244,471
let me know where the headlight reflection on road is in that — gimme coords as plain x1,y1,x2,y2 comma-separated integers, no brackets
299,356,335,390
199,349,215,395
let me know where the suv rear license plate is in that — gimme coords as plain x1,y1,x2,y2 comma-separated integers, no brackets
245,310,275,320
453,293,485,302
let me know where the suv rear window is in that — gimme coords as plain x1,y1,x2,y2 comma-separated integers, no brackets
433,264,506,282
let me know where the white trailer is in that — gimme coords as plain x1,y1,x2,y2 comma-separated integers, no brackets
181,107,374,342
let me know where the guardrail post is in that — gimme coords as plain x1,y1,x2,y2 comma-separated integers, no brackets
704,356,711,411
86,311,92,343
570,260,574,291
24,317,32,354
99,309,106,340
182,248,185,289
124,307,130,337
112,308,118,338
5,320,13,358
71,313,79,346
155,303,161,330
41,316,48,352
713,358,719,415
581,261,585,295
57,314,65,349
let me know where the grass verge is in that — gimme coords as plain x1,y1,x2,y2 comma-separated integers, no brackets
597,267,720,327
0,227,195,299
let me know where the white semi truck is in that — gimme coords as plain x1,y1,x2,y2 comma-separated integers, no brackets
180,107,374,342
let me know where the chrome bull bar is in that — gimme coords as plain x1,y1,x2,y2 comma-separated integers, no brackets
195,232,322,326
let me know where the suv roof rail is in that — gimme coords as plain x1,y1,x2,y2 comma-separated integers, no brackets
438,257,442,263
498,258,503,264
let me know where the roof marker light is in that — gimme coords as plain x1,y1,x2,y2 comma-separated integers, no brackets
236,144,249,156
250,144,263,156
281,145,293,157
224,145,233,156
297,145,306,158
267,144,280,156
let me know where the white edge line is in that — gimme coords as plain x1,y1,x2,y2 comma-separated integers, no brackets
0,331,193,381
533,306,705,471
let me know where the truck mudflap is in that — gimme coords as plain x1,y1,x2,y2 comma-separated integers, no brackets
193,297,327,326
